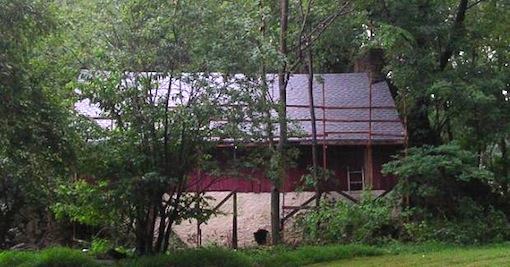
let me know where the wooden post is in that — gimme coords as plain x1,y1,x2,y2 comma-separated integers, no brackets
365,73,374,189
270,186,280,244
404,95,410,207
322,81,328,185
197,221,201,247
232,192,238,249
196,196,201,247
364,146,374,189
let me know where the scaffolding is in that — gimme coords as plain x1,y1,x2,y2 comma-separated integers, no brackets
282,73,407,188
280,72,408,231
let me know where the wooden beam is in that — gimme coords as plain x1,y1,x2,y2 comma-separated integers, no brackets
336,190,359,204
375,189,391,200
286,104,396,110
280,194,317,229
232,192,238,249
364,145,374,189
282,205,313,210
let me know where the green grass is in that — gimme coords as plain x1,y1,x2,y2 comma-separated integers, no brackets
121,246,252,267
120,245,383,267
247,244,384,267
310,244,510,267
2,243,510,267
0,247,100,267
0,250,38,267
0,245,382,267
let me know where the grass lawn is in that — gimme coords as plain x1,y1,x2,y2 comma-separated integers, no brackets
311,245,510,267
2,243,510,267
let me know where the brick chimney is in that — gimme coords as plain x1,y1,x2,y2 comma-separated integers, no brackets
354,48,385,83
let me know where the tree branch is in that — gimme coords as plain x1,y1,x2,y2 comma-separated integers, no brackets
439,0,469,70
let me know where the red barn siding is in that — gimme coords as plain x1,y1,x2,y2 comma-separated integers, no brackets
187,145,401,192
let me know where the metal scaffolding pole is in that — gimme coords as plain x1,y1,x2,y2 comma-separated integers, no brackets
322,81,328,181
365,73,374,189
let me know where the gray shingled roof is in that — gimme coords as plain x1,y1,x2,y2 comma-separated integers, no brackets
75,72,405,145
268,73,405,144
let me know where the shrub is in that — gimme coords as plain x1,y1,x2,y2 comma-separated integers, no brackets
382,143,495,218
297,192,398,244
89,238,111,256
402,199,510,244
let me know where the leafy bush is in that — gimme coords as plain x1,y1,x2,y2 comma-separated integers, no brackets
383,143,494,218
297,192,398,244
0,247,99,267
382,143,510,244
89,238,111,256
402,198,510,244
52,180,117,227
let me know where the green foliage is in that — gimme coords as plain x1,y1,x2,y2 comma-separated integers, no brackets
0,247,99,267
383,143,495,217
52,180,114,226
384,143,493,183
320,244,510,266
0,244,383,267
0,250,37,267
402,199,510,245
7,243,510,267
89,239,111,256
122,246,251,267
1,0,508,252
298,194,397,244
33,247,100,267
0,0,80,247
300,167,335,190
120,244,384,267
383,143,510,244
248,244,383,267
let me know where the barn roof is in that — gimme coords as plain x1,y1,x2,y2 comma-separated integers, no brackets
75,72,406,145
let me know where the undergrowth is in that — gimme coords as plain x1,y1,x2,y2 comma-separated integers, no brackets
0,247,100,267
3,242,508,267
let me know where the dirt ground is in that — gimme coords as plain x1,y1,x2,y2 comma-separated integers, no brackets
172,191,383,247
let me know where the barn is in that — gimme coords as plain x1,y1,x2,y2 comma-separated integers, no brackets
75,70,406,247
187,72,406,195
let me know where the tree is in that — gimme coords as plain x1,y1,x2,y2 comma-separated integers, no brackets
54,0,280,254
0,0,78,248
384,143,494,215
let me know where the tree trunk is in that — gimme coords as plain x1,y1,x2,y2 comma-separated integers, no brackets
0,212,14,249
307,49,320,206
439,0,469,70
154,202,167,252
135,218,147,255
272,0,288,245
407,96,441,146
501,137,509,193
0,192,21,249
